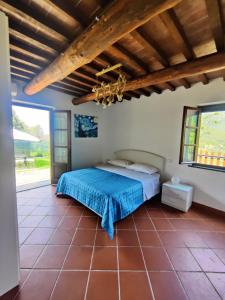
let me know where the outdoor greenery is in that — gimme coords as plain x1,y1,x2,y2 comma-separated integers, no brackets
13,108,50,170
199,111,225,152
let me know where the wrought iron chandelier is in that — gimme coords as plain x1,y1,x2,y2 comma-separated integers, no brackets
92,64,126,109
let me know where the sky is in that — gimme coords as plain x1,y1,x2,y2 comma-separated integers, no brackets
13,105,50,134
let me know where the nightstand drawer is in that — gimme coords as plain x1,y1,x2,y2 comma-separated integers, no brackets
162,185,191,201
162,194,191,212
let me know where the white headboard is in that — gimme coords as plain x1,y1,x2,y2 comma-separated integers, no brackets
114,149,165,175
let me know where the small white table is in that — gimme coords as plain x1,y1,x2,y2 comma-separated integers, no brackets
162,181,193,212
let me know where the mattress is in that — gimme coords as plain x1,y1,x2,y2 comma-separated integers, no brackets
96,163,160,200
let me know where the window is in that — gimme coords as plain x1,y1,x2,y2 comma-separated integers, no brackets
179,104,225,171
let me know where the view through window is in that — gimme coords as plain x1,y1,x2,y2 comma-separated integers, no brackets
12,105,51,191
180,105,225,169
197,111,225,167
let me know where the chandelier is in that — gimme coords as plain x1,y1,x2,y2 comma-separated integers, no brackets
92,64,127,109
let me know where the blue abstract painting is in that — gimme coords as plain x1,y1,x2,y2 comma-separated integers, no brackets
74,114,98,138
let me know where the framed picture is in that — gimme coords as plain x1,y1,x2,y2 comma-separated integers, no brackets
74,114,98,138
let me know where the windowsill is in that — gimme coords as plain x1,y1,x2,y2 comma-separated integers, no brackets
188,163,225,173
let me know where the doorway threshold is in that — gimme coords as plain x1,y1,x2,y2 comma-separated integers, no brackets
16,180,51,192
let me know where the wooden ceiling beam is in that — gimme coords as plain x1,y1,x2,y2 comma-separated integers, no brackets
72,52,225,104
205,0,225,52
23,0,182,95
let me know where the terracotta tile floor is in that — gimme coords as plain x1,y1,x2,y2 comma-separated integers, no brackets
2,185,225,300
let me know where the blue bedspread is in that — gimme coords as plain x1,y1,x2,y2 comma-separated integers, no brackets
56,167,143,239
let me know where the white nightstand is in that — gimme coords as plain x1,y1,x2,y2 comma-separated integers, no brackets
162,181,193,212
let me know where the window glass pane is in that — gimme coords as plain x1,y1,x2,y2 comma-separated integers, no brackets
185,110,198,127
54,131,68,147
197,111,225,167
183,146,195,162
54,112,68,130
54,147,67,163
184,128,197,145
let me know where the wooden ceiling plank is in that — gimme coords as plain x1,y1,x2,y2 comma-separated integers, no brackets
21,0,82,32
72,52,225,104
6,1,163,97
161,9,209,85
205,0,224,52
23,0,182,95
11,65,87,95
9,29,99,87
0,1,67,45
11,73,81,97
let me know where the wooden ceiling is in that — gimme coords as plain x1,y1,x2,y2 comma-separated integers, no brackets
1,0,225,104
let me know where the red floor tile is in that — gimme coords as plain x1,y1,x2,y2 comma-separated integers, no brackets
148,208,167,218
72,229,96,246
20,245,44,268
117,230,139,246
15,270,59,300
134,217,154,230
34,245,69,269
15,186,225,300
207,272,225,299
17,206,36,216
119,247,145,270
63,246,93,270
149,271,186,300
170,218,210,231
19,216,44,227
138,230,162,246
66,206,84,216
152,218,173,230
95,230,117,246
78,216,98,229
47,206,69,216
58,216,79,229
198,232,225,248
51,271,88,300
190,248,225,272
48,228,74,245
24,228,54,245
116,217,135,230
19,228,34,245
132,206,149,218
142,247,172,271
120,271,153,300
38,216,62,228
178,271,220,300
92,247,117,270
86,271,119,300
31,206,50,216
213,248,225,264
166,247,201,271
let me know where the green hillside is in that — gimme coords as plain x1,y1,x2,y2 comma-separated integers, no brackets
199,111,225,152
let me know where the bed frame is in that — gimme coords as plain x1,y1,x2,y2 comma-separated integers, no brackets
114,149,165,175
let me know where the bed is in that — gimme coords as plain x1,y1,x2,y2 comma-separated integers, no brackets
56,149,165,239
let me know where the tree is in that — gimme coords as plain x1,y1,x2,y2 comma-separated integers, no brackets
12,109,29,132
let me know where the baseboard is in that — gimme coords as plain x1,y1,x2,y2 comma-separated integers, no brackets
192,202,225,218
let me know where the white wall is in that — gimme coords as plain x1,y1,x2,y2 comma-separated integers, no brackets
13,80,108,169
0,12,20,296
103,78,225,212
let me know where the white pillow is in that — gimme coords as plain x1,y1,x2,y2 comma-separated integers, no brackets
126,163,158,174
107,159,133,167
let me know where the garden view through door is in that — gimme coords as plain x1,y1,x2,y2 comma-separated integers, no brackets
13,105,51,191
